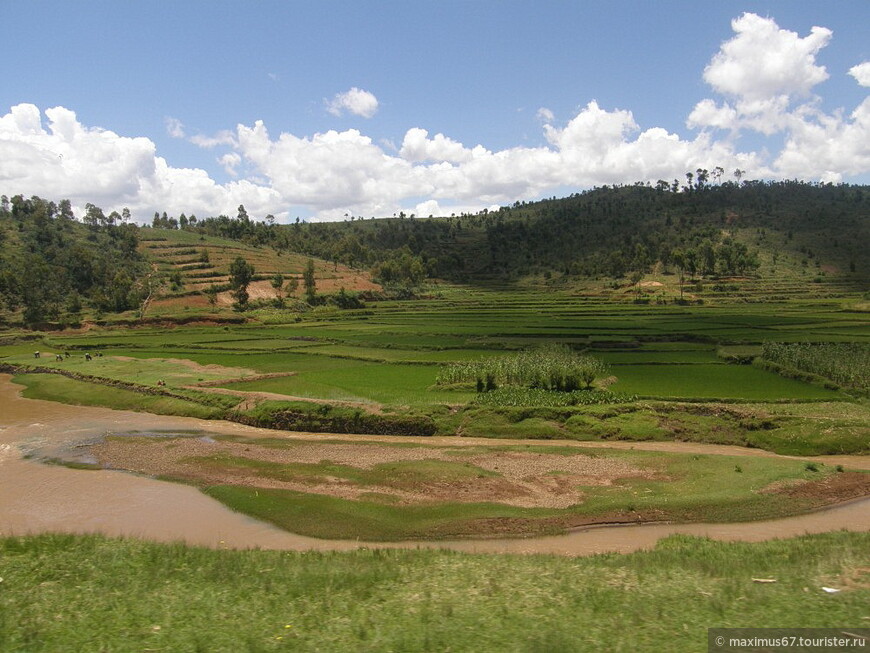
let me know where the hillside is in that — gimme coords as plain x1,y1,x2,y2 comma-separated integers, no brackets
0,197,147,326
260,180,869,292
138,229,380,315
1,181,867,326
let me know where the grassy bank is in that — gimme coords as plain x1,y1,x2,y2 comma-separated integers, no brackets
14,373,226,419
9,368,870,455
88,435,865,540
0,532,867,652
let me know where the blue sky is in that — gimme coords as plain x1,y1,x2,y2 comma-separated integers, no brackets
2,1,868,221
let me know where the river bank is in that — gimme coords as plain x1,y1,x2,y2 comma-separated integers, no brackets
1,374,868,555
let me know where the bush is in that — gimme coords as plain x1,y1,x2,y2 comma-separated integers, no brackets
236,403,436,436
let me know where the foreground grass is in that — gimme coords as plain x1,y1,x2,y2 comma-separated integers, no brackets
0,532,867,652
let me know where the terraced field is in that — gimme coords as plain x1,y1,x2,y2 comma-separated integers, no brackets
139,229,380,312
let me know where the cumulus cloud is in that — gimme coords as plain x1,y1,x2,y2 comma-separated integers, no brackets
219,152,242,177
0,103,282,220
703,13,831,100
774,98,870,180
850,62,870,87
689,13,836,136
684,12,870,181
1,13,868,223
325,87,379,118
399,128,477,163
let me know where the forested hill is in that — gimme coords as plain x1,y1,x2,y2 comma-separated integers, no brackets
1,180,867,326
0,196,148,324
192,180,868,285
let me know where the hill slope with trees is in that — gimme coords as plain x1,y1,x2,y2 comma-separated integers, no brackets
1,180,867,325
188,179,867,290
0,196,148,325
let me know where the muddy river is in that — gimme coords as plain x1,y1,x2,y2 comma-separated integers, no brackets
1,374,867,556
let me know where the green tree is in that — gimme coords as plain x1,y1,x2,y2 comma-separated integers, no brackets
286,276,299,298
270,273,284,296
270,273,285,307
629,270,644,299
229,256,255,310
205,284,218,307
671,248,686,301
303,259,316,304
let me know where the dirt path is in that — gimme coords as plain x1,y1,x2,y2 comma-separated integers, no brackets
1,374,868,555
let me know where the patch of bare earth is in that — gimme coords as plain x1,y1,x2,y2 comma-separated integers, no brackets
88,437,650,509
768,472,870,506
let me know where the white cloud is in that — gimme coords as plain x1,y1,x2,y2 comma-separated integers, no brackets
1,14,867,223
690,13,837,136
703,13,830,101
536,107,555,123
850,62,870,87
0,103,283,221
189,130,237,148
399,128,475,163
774,98,870,179
165,116,186,139
682,12,870,182
414,199,443,217
687,99,738,131
325,87,379,118
219,152,242,177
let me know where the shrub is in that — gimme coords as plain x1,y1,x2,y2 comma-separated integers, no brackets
237,403,436,436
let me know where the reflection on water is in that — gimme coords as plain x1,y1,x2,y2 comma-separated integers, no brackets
1,374,868,556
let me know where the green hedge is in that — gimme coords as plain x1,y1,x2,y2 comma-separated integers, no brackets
236,403,436,436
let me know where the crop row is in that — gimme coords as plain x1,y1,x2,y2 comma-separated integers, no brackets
436,345,608,392
471,387,637,407
761,342,869,390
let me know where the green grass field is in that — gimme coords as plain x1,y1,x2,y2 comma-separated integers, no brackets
3,286,866,455
608,363,842,400
3,283,868,543
14,374,226,419
1,532,867,652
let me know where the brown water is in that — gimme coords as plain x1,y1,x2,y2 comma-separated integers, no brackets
1,374,868,556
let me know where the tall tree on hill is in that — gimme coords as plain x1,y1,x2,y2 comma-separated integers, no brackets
229,256,255,311
303,259,316,304
671,248,687,301
270,273,284,307
286,275,299,298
